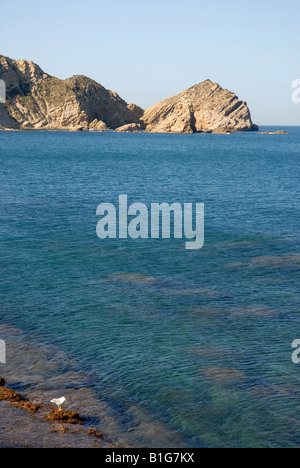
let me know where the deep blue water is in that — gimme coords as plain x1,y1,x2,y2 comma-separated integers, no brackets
0,127,299,447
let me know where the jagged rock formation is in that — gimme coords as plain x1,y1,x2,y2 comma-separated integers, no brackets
114,123,142,133
127,103,144,122
89,119,108,131
142,80,258,133
0,55,258,133
0,55,141,130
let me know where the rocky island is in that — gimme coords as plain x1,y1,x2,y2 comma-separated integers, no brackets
142,80,258,134
0,55,258,133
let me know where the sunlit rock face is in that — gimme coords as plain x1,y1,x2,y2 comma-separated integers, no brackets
0,55,141,131
143,80,258,133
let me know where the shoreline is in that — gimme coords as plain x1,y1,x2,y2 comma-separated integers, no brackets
0,127,292,135
0,397,117,448
0,322,130,448
0,321,188,448
0,320,186,448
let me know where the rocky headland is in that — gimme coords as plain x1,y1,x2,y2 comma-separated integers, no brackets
0,55,258,133
142,80,258,134
0,55,140,131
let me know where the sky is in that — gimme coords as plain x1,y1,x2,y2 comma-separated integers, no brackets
1,0,300,125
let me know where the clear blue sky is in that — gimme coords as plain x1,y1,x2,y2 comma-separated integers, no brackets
1,0,299,125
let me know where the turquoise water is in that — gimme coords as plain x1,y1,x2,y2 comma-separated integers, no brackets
0,128,299,447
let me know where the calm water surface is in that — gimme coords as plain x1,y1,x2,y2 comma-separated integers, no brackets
0,128,299,447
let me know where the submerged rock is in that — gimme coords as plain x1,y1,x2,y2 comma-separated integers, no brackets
229,307,278,317
252,254,300,266
161,288,219,297
225,253,300,270
200,367,248,384
108,273,158,284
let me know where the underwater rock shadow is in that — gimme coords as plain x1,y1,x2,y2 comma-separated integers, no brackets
198,367,249,386
225,253,300,271
106,272,232,302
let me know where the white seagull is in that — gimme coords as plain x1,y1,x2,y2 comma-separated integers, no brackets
51,396,66,411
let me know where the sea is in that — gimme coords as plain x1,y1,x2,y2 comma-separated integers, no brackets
0,127,299,448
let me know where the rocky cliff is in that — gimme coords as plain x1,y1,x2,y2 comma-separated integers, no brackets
142,80,258,133
0,55,141,130
0,55,258,133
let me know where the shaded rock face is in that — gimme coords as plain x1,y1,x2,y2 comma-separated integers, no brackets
0,55,141,130
142,80,258,133
0,56,49,100
127,103,144,122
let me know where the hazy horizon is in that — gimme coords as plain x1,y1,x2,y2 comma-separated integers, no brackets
1,0,299,126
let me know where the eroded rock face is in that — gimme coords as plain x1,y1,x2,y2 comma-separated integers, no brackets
142,80,258,133
127,103,144,121
0,55,141,130
0,56,49,100
114,123,142,133
0,56,258,134
89,119,108,131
